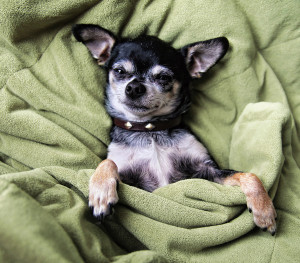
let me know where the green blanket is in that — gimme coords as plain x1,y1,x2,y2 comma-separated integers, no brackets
1,0,299,262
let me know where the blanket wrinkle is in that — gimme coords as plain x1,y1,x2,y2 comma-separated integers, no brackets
1,34,58,91
254,51,286,92
0,0,300,262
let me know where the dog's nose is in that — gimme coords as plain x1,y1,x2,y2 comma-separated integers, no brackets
125,80,146,100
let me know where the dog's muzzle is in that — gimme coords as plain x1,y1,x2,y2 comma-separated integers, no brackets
125,79,146,100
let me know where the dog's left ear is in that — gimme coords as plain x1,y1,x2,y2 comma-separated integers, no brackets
72,24,116,65
181,37,229,78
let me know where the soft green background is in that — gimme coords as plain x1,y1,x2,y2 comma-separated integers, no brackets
0,1,299,262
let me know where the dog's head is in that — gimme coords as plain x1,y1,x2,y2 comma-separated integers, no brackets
72,24,229,122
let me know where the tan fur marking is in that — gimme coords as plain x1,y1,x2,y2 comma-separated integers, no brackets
222,173,277,234
89,159,120,218
151,65,170,75
167,80,181,100
119,60,135,73
90,159,120,184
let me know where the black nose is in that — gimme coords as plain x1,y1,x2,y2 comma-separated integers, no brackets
125,80,146,100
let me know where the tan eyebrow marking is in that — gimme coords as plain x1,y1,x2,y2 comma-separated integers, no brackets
112,60,135,73
150,65,173,76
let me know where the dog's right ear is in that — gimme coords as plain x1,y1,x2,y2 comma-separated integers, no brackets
72,24,116,65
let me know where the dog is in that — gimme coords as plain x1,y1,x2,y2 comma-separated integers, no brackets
72,24,277,235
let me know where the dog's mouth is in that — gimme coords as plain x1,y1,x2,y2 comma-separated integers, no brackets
123,100,161,115
124,102,159,112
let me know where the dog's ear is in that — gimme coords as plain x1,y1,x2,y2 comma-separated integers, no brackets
181,37,229,78
72,24,116,65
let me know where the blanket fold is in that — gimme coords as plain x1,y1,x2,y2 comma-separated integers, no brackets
1,0,299,262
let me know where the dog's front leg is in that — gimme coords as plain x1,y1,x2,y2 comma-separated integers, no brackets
89,159,120,220
219,172,277,235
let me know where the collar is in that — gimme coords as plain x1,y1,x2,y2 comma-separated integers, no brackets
113,116,182,132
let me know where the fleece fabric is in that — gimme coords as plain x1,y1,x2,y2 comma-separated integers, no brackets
0,0,299,262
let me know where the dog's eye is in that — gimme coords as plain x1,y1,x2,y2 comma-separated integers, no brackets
155,73,173,83
114,68,126,75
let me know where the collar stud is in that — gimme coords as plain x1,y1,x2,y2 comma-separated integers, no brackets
145,123,155,130
113,116,182,132
124,122,133,129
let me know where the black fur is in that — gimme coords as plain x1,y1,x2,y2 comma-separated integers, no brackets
111,126,188,147
73,26,278,236
119,161,160,192
104,35,191,122
72,24,232,190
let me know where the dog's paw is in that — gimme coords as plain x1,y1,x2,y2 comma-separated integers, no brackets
247,193,277,235
89,177,119,221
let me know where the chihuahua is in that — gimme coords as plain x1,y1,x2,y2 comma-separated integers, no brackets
72,24,277,235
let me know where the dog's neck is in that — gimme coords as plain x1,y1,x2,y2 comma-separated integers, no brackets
108,98,190,146
113,115,182,132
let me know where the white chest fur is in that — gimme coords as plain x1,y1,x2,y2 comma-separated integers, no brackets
107,139,172,187
107,133,209,188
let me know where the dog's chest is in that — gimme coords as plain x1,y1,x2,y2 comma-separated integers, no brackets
108,138,174,189
107,130,210,191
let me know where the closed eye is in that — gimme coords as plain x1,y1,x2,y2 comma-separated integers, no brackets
155,73,173,83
